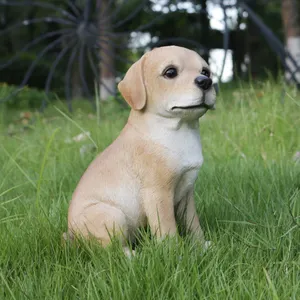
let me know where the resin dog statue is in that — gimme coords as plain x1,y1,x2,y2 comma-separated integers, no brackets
64,46,216,255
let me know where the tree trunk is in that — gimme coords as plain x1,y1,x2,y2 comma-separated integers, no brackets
282,0,300,85
231,12,246,80
98,0,115,101
71,65,83,99
200,0,210,63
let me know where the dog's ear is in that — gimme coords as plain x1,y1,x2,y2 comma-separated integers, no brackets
118,56,146,110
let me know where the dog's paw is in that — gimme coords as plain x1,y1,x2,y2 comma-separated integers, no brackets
123,247,135,258
196,240,212,253
203,240,212,251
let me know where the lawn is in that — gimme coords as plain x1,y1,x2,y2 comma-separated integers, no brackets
0,81,299,299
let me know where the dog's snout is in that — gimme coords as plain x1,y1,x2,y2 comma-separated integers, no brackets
194,75,212,91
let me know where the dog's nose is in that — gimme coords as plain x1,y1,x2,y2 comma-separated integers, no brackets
194,75,212,91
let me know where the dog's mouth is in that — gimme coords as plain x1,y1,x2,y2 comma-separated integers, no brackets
172,103,213,110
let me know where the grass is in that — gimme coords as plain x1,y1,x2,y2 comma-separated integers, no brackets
0,81,299,299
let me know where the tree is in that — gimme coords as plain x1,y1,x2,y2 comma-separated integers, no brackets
98,0,115,101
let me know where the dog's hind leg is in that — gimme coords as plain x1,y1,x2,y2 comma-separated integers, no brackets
68,202,134,256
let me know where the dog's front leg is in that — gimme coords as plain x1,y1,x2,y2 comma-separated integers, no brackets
178,190,205,243
143,188,177,239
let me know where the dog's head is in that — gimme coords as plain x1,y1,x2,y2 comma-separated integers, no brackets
118,46,216,120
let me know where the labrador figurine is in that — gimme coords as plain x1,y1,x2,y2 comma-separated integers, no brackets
64,46,216,255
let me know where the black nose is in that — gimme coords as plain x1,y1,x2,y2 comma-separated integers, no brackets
194,75,212,91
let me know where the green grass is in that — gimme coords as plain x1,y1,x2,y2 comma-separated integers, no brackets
0,81,299,299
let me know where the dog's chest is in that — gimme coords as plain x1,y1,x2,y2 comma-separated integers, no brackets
165,127,203,170
159,126,204,202
173,139,203,204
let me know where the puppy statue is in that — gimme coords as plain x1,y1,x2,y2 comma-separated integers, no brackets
64,46,216,255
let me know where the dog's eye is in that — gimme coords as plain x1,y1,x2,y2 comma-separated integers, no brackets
201,68,210,77
163,67,178,79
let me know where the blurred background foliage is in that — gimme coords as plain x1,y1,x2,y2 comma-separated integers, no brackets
0,0,299,109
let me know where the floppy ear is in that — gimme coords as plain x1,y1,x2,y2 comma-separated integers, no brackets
118,56,146,110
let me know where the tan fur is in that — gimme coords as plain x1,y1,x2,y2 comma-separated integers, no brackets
64,46,216,254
